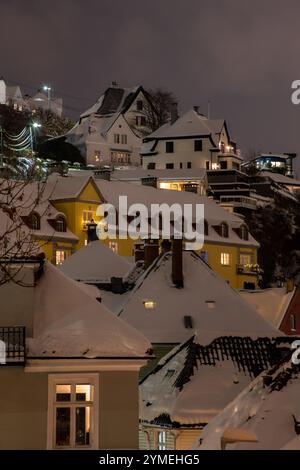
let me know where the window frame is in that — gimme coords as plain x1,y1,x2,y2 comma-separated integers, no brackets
157,430,167,450
220,252,230,266
47,374,99,450
55,216,67,233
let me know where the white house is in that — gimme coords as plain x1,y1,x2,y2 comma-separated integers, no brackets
27,90,63,117
66,84,156,166
141,107,242,172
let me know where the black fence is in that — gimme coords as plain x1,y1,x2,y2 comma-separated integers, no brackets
0,326,26,365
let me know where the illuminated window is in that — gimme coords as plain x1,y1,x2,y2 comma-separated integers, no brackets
109,241,118,254
48,375,98,449
143,300,156,309
55,250,66,266
158,431,167,450
221,253,230,266
83,210,94,225
94,150,101,162
212,163,219,170
239,254,252,265
111,151,131,164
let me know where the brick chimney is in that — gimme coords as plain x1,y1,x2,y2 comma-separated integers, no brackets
172,238,184,288
170,102,178,124
144,240,159,268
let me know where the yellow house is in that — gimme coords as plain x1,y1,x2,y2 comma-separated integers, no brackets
28,173,259,288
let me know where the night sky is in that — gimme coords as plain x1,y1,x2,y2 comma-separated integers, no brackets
2,0,300,174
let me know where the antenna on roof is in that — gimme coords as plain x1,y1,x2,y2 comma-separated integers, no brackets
207,100,211,119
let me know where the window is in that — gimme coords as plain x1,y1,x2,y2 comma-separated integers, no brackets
94,150,101,163
180,162,183,169
121,134,127,145
183,315,194,329
82,210,94,229
28,213,40,230
221,253,230,266
220,222,229,238
187,162,192,169
165,141,174,153
239,253,252,265
56,216,66,232
205,300,216,309
147,162,156,169
111,151,131,164
240,225,249,241
109,241,118,254
143,300,156,309
136,100,143,111
55,250,66,266
212,163,219,170
206,161,210,170
113,133,120,144
166,163,174,169
291,314,296,331
220,161,227,169
48,375,98,449
135,116,146,126
194,140,203,151
158,431,167,450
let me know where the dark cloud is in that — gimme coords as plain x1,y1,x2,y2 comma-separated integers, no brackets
1,0,300,173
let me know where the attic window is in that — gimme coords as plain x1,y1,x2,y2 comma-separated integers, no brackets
183,315,194,329
205,300,216,309
136,100,143,111
28,212,40,230
56,216,66,232
143,300,156,309
220,222,229,238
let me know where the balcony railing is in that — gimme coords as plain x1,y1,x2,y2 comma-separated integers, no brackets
0,327,26,365
237,264,261,275
220,196,258,210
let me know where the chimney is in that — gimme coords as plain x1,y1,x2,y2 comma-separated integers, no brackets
134,243,145,263
161,239,171,254
172,238,184,288
170,102,178,124
87,221,98,243
144,240,159,268
95,168,111,180
193,105,199,114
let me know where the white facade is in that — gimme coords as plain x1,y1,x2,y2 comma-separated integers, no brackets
141,109,242,172
66,85,154,167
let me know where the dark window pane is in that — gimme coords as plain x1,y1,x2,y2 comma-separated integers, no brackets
76,407,90,446
194,140,202,151
166,142,174,153
56,408,70,447
56,385,71,402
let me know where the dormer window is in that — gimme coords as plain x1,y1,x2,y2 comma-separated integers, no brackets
204,220,209,236
56,216,66,232
28,212,40,230
220,222,229,238
240,225,249,241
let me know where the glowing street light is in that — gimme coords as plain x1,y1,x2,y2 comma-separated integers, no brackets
43,85,52,110
32,122,42,128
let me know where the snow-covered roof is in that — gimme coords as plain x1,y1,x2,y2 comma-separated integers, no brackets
46,173,100,201
198,356,300,450
111,168,207,182
142,109,225,146
240,287,295,328
60,240,133,283
259,171,300,187
28,261,151,359
140,331,287,426
80,85,141,119
117,251,280,344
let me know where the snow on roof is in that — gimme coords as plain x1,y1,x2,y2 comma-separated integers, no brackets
60,240,132,283
198,358,300,450
28,261,151,359
259,171,300,186
46,173,99,201
118,251,280,344
240,287,295,328
111,168,207,182
143,109,225,146
140,330,288,426
281,436,300,450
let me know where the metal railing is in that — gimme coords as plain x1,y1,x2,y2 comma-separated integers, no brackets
237,264,261,275
220,195,258,210
0,327,26,365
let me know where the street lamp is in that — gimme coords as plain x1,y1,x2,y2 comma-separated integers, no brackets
31,122,42,153
43,85,52,110
32,122,42,129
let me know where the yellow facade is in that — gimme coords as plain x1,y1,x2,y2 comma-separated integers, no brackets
140,426,203,450
38,178,258,288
